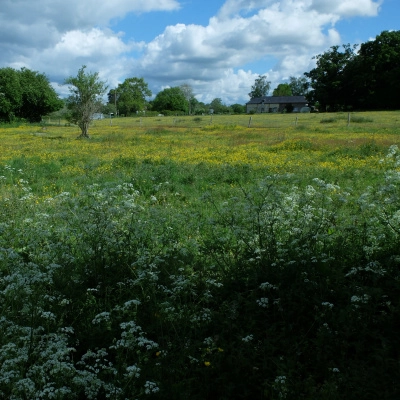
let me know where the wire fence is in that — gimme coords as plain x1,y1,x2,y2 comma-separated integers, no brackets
40,110,400,133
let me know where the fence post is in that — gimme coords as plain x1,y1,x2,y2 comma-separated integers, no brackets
347,113,350,127
248,116,252,128
295,116,298,126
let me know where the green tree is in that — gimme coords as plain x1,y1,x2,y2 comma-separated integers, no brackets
111,77,151,116
0,67,62,123
101,102,116,116
193,100,207,115
0,68,22,122
352,30,400,109
209,98,229,114
288,76,309,96
152,87,187,113
272,83,292,96
304,31,400,110
190,97,200,114
230,103,246,114
305,44,357,111
18,68,63,122
249,75,271,98
65,66,108,138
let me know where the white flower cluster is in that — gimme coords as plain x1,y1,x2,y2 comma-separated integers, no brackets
351,294,370,309
241,334,254,343
144,380,160,395
256,297,269,308
321,302,334,309
259,282,277,290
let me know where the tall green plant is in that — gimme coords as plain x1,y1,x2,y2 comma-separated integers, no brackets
65,66,107,138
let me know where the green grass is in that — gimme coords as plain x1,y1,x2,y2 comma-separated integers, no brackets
0,112,400,399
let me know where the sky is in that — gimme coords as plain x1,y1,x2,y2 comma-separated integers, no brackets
0,0,398,105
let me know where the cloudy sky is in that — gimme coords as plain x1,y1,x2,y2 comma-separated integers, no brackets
0,0,398,105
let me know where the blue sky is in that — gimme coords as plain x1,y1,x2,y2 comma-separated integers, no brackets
0,0,398,105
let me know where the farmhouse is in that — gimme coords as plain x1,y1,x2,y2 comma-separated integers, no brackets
246,96,308,113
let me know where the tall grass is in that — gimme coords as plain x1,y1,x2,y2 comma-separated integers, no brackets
1,112,400,399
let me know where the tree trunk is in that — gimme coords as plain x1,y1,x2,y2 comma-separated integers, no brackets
78,121,90,138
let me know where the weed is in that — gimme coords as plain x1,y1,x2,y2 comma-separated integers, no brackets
320,117,337,123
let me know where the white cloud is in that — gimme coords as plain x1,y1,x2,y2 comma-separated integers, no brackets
0,0,180,54
0,0,178,92
133,1,341,102
309,0,382,17
1,0,180,29
0,0,386,105
218,0,274,19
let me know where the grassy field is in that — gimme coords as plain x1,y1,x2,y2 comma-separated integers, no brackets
1,111,400,198
1,111,400,399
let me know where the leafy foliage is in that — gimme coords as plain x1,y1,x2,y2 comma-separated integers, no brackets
152,87,187,113
1,143,400,399
65,66,108,138
305,30,400,111
0,67,22,122
0,67,62,123
288,76,309,96
210,97,230,114
305,44,357,111
230,103,246,114
249,75,271,98
110,77,152,116
352,30,400,109
272,83,292,96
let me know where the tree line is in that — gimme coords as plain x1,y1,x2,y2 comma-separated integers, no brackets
305,30,400,111
0,30,399,129
106,81,247,117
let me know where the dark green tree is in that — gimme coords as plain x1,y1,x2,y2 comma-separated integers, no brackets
193,100,207,115
272,83,292,96
352,30,400,109
0,68,22,122
209,98,229,113
305,44,357,111
0,67,62,122
249,75,271,98
288,76,309,96
190,97,199,114
111,77,151,116
65,66,108,138
152,87,187,113
18,68,63,122
230,103,246,114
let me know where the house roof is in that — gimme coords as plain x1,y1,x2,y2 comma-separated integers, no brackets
246,96,307,105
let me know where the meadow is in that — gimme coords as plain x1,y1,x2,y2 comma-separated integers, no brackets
1,111,400,399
